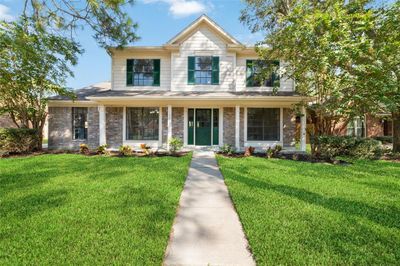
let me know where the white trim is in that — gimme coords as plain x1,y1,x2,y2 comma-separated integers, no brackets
300,106,307,151
235,105,240,150
219,107,223,146
280,107,284,143
183,107,188,146
243,107,284,149
122,106,126,142
159,107,163,147
98,105,106,146
167,105,172,151
244,107,247,143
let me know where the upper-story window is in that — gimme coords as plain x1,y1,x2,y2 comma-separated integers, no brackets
188,56,219,85
72,107,87,140
126,59,160,86
246,60,280,87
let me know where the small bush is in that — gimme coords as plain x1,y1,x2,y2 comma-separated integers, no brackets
119,145,132,156
79,144,90,155
169,137,183,154
140,143,151,155
0,128,39,153
265,145,282,159
318,136,382,159
373,136,393,144
220,144,236,155
96,144,109,155
244,146,255,156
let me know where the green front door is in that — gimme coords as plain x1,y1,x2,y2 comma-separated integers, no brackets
195,109,212,145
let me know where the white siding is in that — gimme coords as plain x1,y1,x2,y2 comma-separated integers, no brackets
236,56,294,92
110,24,294,92
112,51,171,91
171,26,235,91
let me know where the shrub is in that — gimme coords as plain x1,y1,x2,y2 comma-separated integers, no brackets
140,143,151,155
220,144,236,155
244,146,255,156
79,144,90,155
169,137,183,154
318,136,382,159
373,136,393,144
265,145,282,159
119,145,132,156
0,128,39,153
96,144,109,155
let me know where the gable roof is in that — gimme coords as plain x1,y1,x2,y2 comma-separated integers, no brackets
165,14,242,46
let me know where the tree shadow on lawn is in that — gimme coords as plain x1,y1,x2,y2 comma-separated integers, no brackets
0,189,69,220
224,168,400,230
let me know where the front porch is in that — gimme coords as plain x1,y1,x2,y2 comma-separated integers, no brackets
95,104,307,152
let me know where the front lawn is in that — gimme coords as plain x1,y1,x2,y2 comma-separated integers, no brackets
217,156,400,265
0,154,191,265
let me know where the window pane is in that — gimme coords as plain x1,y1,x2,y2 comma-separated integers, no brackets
131,59,154,86
194,56,212,84
72,107,88,140
126,107,159,140
247,108,280,141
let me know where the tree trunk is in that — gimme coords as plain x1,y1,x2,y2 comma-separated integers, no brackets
393,111,400,153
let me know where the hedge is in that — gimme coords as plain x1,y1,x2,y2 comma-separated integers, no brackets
0,128,39,154
317,136,382,160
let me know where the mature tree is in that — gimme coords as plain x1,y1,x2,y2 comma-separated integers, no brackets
241,0,381,154
368,1,400,152
0,18,82,149
22,0,139,49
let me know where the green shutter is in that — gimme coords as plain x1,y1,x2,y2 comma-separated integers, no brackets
212,56,219,85
272,60,280,87
246,60,253,87
153,59,160,86
127,59,134,86
188,56,195,84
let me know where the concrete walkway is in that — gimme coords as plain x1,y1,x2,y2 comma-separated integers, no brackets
164,151,255,266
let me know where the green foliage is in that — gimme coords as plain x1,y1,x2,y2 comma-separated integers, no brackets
217,155,400,264
96,144,109,155
0,154,191,264
168,137,183,154
266,145,282,158
79,144,90,155
22,0,139,49
0,18,82,149
220,144,236,155
373,136,393,144
119,145,132,156
318,136,382,159
0,128,39,154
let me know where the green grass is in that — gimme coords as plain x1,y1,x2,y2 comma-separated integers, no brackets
0,154,191,265
217,156,400,265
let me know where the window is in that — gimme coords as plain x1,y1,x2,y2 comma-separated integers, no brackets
126,59,160,86
246,60,280,87
247,108,280,141
126,107,159,140
347,117,365,137
188,56,219,85
72,107,88,140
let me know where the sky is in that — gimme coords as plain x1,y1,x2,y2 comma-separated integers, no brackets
0,0,262,90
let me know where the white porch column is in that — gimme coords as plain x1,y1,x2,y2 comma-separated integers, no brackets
167,105,172,151
235,105,240,150
300,106,307,152
98,105,106,146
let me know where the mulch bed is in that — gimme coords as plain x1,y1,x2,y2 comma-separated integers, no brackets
1,150,190,159
217,151,351,165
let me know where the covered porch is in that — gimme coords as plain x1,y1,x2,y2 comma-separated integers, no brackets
87,92,308,152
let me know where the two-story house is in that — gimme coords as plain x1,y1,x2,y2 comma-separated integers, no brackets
48,15,308,152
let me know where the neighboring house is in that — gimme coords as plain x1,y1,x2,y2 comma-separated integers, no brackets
340,114,393,138
48,15,308,151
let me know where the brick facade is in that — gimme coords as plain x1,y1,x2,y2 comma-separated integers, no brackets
48,107,99,150
223,107,235,146
283,108,296,147
106,107,123,149
172,107,184,141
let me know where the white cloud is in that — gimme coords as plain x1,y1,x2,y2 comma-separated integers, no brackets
144,0,207,18
0,4,14,21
